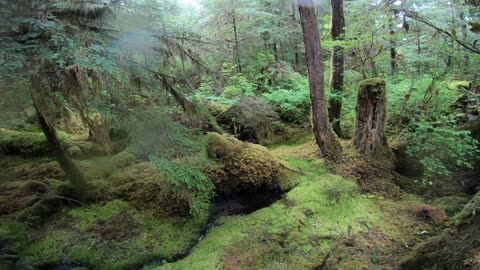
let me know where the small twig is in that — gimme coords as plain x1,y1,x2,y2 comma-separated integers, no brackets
40,194,84,206
280,163,307,175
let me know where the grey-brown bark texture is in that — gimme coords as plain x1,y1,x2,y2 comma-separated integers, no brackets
328,0,345,138
353,78,388,155
298,0,342,160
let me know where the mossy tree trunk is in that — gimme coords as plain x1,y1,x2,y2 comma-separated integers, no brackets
353,78,388,155
30,73,87,195
328,0,346,138
298,0,342,160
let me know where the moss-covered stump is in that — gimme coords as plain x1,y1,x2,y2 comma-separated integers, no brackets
353,78,389,156
399,192,480,270
206,133,288,194
108,163,189,217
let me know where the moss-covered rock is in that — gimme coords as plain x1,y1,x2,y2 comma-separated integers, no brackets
108,163,189,217
207,133,286,194
216,97,278,145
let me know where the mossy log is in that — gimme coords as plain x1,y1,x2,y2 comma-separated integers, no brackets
353,78,389,155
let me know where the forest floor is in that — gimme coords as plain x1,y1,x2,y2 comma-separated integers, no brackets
0,133,469,270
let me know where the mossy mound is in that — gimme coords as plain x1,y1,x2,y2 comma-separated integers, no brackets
0,180,49,215
207,133,287,194
1,201,202,270
0,128,107,159
334,143,403,198
108,163,189,217
431,195,471,216
64,140,107,159
399,192,480,270
0,129,49,156
6,161,64,181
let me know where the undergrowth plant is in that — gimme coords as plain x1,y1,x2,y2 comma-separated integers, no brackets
405,116,479,184
133,112,216,222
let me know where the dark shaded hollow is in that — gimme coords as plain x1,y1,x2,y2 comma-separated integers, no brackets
211,186,284,219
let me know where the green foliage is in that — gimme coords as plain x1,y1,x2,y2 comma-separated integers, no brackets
263,75,311,124
405,116,479,184
324,179,359,205
133,113,215,221
150,156,215,222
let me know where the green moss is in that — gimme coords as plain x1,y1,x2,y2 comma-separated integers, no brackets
207,133,288,193
112,148,137,169
358,77,386,89
17,201,201,270
0,128,49,156
432,195,471,216
69,200,130,231
152,156,381,270
446,80,470,90
0,220,29,253
109,163,190,217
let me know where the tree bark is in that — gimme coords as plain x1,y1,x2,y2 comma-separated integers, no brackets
291,0,300,67
389,10,397,75
353,78,389,156
232,6,242,73
328,0,345,138
298,0,342,160
32,101,87,195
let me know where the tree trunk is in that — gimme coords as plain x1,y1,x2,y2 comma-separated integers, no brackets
232,7,242,73
389,11,397,75
298,0,342,160
273,42,278,62
328,0,345,138
353,78,389,156
33,102,87,195
292,0,300,67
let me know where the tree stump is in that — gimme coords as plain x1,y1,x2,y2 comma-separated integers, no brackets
353,78,388,155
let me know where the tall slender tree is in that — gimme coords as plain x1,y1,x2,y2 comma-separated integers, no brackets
328,0,346,137
298,0,342,160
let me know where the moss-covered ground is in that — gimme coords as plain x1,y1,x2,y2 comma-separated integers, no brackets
0,134,455,270
148,141,442,270
1,200,202,270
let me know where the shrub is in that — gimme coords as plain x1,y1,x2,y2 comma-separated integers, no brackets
131,113,216,221
324,179,359,205
263,75,310,124
405,116,479,184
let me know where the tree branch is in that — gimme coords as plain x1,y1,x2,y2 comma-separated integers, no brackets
401,9,480,54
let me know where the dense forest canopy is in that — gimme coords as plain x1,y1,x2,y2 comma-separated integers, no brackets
0,0,480,269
